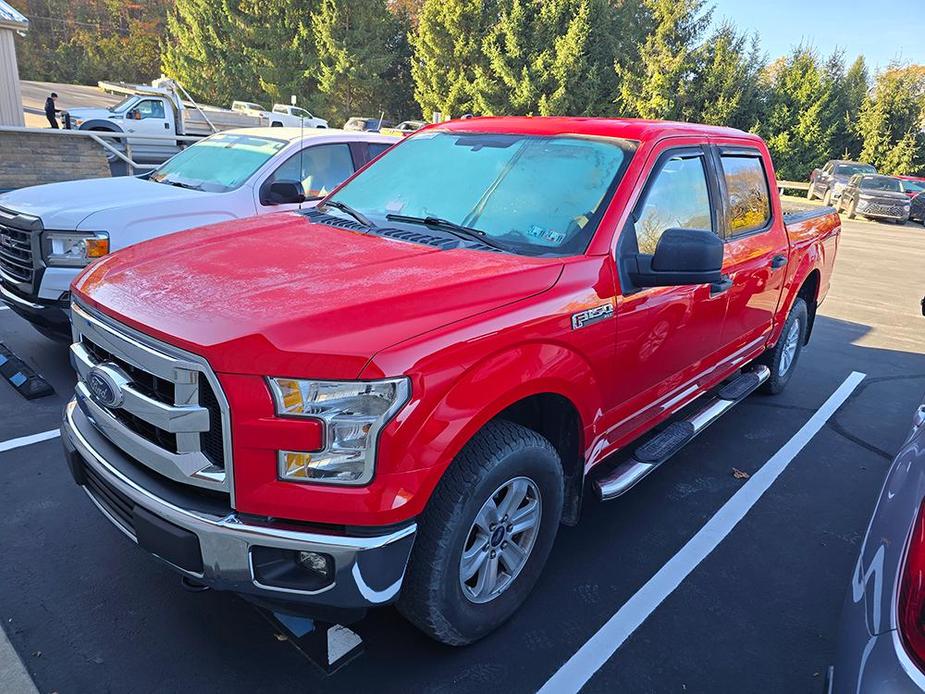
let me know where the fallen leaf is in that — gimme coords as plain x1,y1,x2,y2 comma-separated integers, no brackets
732,468,750,480
274,633,288,642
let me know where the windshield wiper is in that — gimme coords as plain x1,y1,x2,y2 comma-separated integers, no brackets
153,177,203,191
318,199,373,227
385,214,508,251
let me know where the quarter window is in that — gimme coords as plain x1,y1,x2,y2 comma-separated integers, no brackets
721,155,771,235
266,143,355,199
635,154,713,255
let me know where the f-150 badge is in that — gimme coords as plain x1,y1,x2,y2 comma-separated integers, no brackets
571,303,614,330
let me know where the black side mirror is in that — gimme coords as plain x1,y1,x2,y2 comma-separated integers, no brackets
627,228,724,288
266,180,305,205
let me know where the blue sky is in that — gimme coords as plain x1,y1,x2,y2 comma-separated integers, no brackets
710,0,925,70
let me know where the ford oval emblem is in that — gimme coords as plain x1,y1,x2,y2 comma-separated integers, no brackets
87,366,123,408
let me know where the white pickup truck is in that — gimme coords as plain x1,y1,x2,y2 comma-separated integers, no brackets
0,128,396,340
65,79,267,162
232,101,329,129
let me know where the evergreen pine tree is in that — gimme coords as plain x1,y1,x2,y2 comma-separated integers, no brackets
312,0,400,124
615,0,712,119
859,64,925,174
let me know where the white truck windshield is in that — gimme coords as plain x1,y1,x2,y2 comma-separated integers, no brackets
150,133,287,193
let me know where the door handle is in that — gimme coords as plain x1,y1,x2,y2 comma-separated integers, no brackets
164,122,170,129
770,254,788,270
710,275,733,296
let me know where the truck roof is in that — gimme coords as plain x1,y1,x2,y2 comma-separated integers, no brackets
432,116,760,143
220,127,399,143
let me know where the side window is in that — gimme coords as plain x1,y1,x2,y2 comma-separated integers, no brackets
720,155,771,235
266,143,355,199
634,154,712,255
137,100,165,119
367,143,392,160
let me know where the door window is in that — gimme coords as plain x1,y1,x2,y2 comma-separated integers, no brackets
266,143,355,199
634,154,713,255
136,100,165,120
720,155,771,235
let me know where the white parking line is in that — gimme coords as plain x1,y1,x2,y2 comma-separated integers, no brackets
538,371,866,694
0,429,60,453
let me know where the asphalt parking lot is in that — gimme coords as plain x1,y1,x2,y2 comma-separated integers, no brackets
0,204,923,693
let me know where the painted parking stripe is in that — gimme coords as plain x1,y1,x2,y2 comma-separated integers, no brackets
538,371,866,694
0,429,60,453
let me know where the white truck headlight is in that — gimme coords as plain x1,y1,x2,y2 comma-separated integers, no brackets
267,377,410,485
44,231,109,267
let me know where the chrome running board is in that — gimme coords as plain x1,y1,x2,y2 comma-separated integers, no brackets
594,365,771,501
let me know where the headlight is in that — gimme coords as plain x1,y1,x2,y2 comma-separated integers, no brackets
267,377,410,485
43,231,109,267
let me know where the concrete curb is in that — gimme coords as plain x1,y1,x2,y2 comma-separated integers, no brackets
0,626,38,694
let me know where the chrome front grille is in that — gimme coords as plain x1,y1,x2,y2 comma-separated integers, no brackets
70,301,233,497
0,222,36,288
859,199,907,217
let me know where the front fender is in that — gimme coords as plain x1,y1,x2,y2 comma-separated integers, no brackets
77,120,124,133
377,342,601,519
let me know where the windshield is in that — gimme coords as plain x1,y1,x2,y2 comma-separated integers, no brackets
150,133,287,193
109,97,135,113
328,131,634,256
835,163,877,176
859,176,902,192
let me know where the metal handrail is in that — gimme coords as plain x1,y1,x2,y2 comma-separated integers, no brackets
0,125,202,175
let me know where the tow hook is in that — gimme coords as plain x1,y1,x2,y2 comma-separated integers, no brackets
179,576,210,593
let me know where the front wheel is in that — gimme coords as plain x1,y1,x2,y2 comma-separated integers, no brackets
847,199,857,219
398,420,563,645
758,298,808,395
807,183,816,200
822,189,833,207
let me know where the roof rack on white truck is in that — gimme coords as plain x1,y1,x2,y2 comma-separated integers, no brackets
62,78,264,162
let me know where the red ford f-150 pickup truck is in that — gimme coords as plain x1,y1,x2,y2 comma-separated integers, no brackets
61,117,840,645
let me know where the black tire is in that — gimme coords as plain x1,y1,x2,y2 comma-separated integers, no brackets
758,298,808,395
822,189,832,207
847,199,857,219
806,183,816,200
398,419,564,645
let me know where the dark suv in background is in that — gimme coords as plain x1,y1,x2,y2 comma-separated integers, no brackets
836,174,911,223
809,160,878,206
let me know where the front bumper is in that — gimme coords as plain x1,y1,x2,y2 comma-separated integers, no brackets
0,282,70,339
61,398,417,622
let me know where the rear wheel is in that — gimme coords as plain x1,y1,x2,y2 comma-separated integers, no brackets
758,298,807,395
398,420,563,645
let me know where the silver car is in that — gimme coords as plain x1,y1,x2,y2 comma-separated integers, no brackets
832,385,925,692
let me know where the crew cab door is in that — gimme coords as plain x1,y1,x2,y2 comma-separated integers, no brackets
256,141,358,213
124,98,172,147
712,145,789,356
608,142,730,441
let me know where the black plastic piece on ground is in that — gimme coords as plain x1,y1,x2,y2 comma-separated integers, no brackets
0,342,54,399
634,421,695,465
257,608,365,676
718,372,762,401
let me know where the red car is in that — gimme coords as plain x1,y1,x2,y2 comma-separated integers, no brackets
896,175,925,198
61,117,841,645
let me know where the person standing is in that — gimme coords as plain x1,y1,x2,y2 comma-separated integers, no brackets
44,93,59,129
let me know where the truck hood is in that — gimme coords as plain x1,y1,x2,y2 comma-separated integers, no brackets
0,177,205,229
73,213,563,378
64,106,119,121
858,189,909,202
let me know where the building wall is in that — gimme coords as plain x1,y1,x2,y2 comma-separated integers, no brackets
0,130,111,190
0,28,24,127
